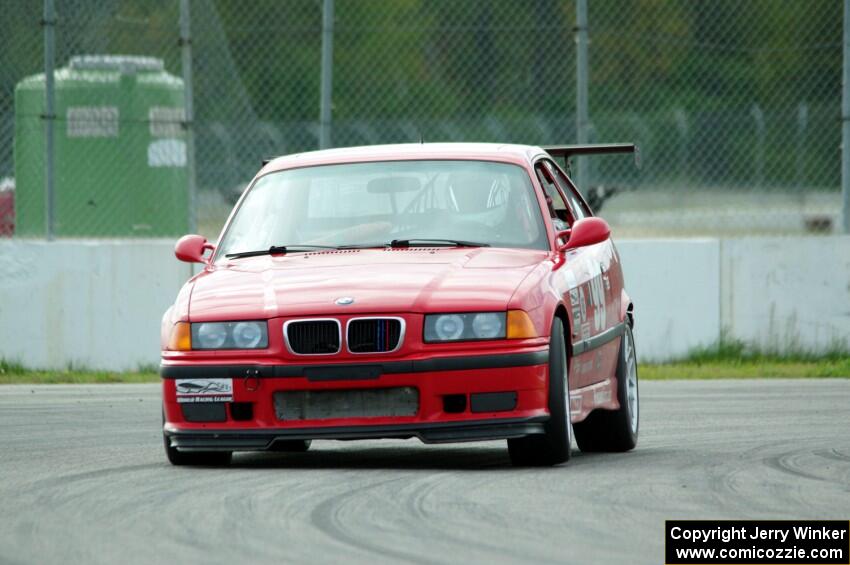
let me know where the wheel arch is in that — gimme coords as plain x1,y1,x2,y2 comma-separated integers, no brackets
553,303,572,360
621,289,634,329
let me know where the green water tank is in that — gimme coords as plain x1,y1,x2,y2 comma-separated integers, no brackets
14,55,188,237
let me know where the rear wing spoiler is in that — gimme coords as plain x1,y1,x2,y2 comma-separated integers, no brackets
542,143,640,174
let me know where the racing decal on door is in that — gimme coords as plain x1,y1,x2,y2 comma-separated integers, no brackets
566,261,606,340
571,286,592,342
175,378,233,403
564,270,592,342
588,261,607,333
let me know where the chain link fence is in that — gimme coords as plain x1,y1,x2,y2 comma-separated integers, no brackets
2,1,185,238
588,1,842,236
0,0,843,239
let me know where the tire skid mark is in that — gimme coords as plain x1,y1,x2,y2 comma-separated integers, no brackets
402,471,574,565
309,475,438,565
385,448,550,563
26,462,161,492
10,467,206,564
303,447,533,565
215,470,375,564
403,472,538,562
702,442,805,515
763,448,849,485
816,448,850,463
295,444,512,556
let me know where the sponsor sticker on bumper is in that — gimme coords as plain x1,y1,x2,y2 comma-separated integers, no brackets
175,378,233,403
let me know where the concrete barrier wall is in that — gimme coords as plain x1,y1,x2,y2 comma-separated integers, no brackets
617,239,721,361
0,237,847,369
720,237,850,353
0,241,192,370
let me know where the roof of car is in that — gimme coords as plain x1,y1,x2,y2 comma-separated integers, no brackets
262,143,547,174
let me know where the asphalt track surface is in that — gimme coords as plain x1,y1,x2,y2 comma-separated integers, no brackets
1,380,848,565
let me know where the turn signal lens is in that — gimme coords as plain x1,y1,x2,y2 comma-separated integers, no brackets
168,322,192,351
506,310,537,339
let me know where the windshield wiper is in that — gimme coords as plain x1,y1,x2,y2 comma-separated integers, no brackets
389,238,490,248
226,239,489,258
225,244,338,259
334,243,387,250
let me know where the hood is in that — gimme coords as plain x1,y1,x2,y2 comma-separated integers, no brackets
188,247,548,320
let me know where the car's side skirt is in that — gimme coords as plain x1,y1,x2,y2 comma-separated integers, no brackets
569,378,620,423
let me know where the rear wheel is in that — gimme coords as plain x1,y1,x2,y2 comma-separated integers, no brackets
162,410,232,466
573,324,639,452
508,318,572,466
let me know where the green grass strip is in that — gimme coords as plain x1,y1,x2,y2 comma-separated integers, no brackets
0,360,158,384
640,359,850,380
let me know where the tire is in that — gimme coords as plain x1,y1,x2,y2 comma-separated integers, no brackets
573,324,639,452
508,318,572,466
163,433,233,466
162,410,232,466
270,440,312,452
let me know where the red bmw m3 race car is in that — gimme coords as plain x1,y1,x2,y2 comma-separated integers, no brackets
161,142,639,467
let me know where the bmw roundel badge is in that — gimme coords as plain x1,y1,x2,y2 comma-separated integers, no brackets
335,296,355,305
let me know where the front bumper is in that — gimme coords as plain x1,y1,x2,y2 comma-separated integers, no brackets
162,349,550,450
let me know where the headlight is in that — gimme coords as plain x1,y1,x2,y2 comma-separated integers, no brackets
424,312,506,342
232,321,265,348
433,314,465,340
191,321,268,350
195,323,228,349
471,313,504,339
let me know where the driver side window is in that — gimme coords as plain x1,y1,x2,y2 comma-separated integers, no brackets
535,161,573,230
547,162,591,222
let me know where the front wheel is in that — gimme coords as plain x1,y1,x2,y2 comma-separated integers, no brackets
507,318,572,466
573,324,639,452
162,410,232,466
163,433,233,466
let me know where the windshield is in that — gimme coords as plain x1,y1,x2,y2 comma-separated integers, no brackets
215,160,548,261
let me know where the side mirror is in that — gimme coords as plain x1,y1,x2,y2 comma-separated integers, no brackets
175,234,214,264
558,217,610,251
555,228,571,247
